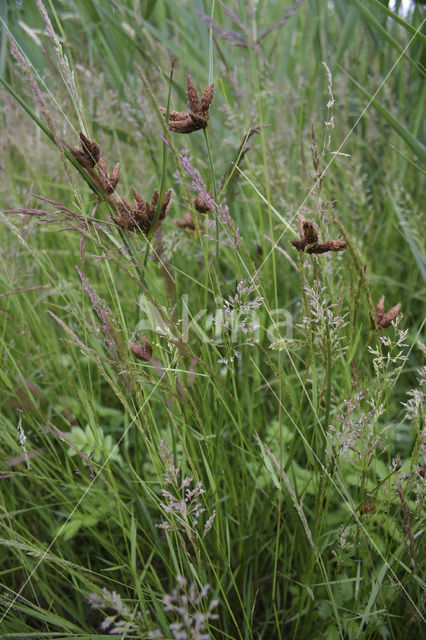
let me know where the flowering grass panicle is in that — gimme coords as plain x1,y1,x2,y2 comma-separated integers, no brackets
88,588,142,635
299,284,348,361
214,279,263,361
76,265,119,362
326,384,382,464
148,576,219,640
156,440,215,542
16,410,30,470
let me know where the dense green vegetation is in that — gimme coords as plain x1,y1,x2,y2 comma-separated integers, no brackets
0,1,425,638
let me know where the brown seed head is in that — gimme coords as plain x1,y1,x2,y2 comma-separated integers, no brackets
174,213,201,233
299,215,318,245
201,83,214,116
97,157,120,194
308,240,347,254
113,188,171,233
375,296,401,330
69,132,100,169
186,76,202,115
193,196,211,214
161,76,214,134
291,214,346,255
130,338,152,361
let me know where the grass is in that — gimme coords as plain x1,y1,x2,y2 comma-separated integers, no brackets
0,0,425,638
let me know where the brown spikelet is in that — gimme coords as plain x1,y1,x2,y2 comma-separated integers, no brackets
130,338,152,361
201,83,214,114
375,296,401,330
290,239,305,251
381,303,401,328
69,148,93,170
113,188,172,233
167,113,199,134
69,132,100,169
131,185,145,208
186,76,202,115
158,190,172,221
112,196,137,231
97,157,120,194
161,75,214,134
174,213,204,234
193,196,211,214
291,214,347,255
299,215,318,245
150,190,159,213
308,240,347,254
375,296,385,326
109,163,121,192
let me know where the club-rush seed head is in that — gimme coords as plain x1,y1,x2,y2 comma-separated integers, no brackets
112,188,172,234
291,214,346,255
193,195,212,214
161,76,214,134
97,157,120,194
69,131,100,168
375,296,401,330
173,213,200,233
130,337,153,361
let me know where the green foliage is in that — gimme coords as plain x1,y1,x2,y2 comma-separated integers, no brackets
0,0,425,638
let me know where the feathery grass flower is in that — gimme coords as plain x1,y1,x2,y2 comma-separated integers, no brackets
148,576,219,640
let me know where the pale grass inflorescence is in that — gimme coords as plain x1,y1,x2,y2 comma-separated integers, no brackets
157,440,216,544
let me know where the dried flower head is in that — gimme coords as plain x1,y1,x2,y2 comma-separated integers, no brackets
113,188,171,233
359,497,376,515
130,338,153,361
193,195,211,214
173,213,204,234
161,76,214,134
375,296,401,330
97,157,120,194
291,214,346,254
67,132,121,196
69,132,100,169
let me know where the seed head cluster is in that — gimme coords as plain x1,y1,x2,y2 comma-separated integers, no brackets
68,131,171,235
161,76,214,134
112,187,172,233
374,295,401,330
291,214,347,254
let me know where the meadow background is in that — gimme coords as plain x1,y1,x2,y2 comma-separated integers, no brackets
0,0,425,638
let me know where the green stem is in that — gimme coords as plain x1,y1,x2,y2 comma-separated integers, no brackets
143,61,175,268
203,127,219,271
